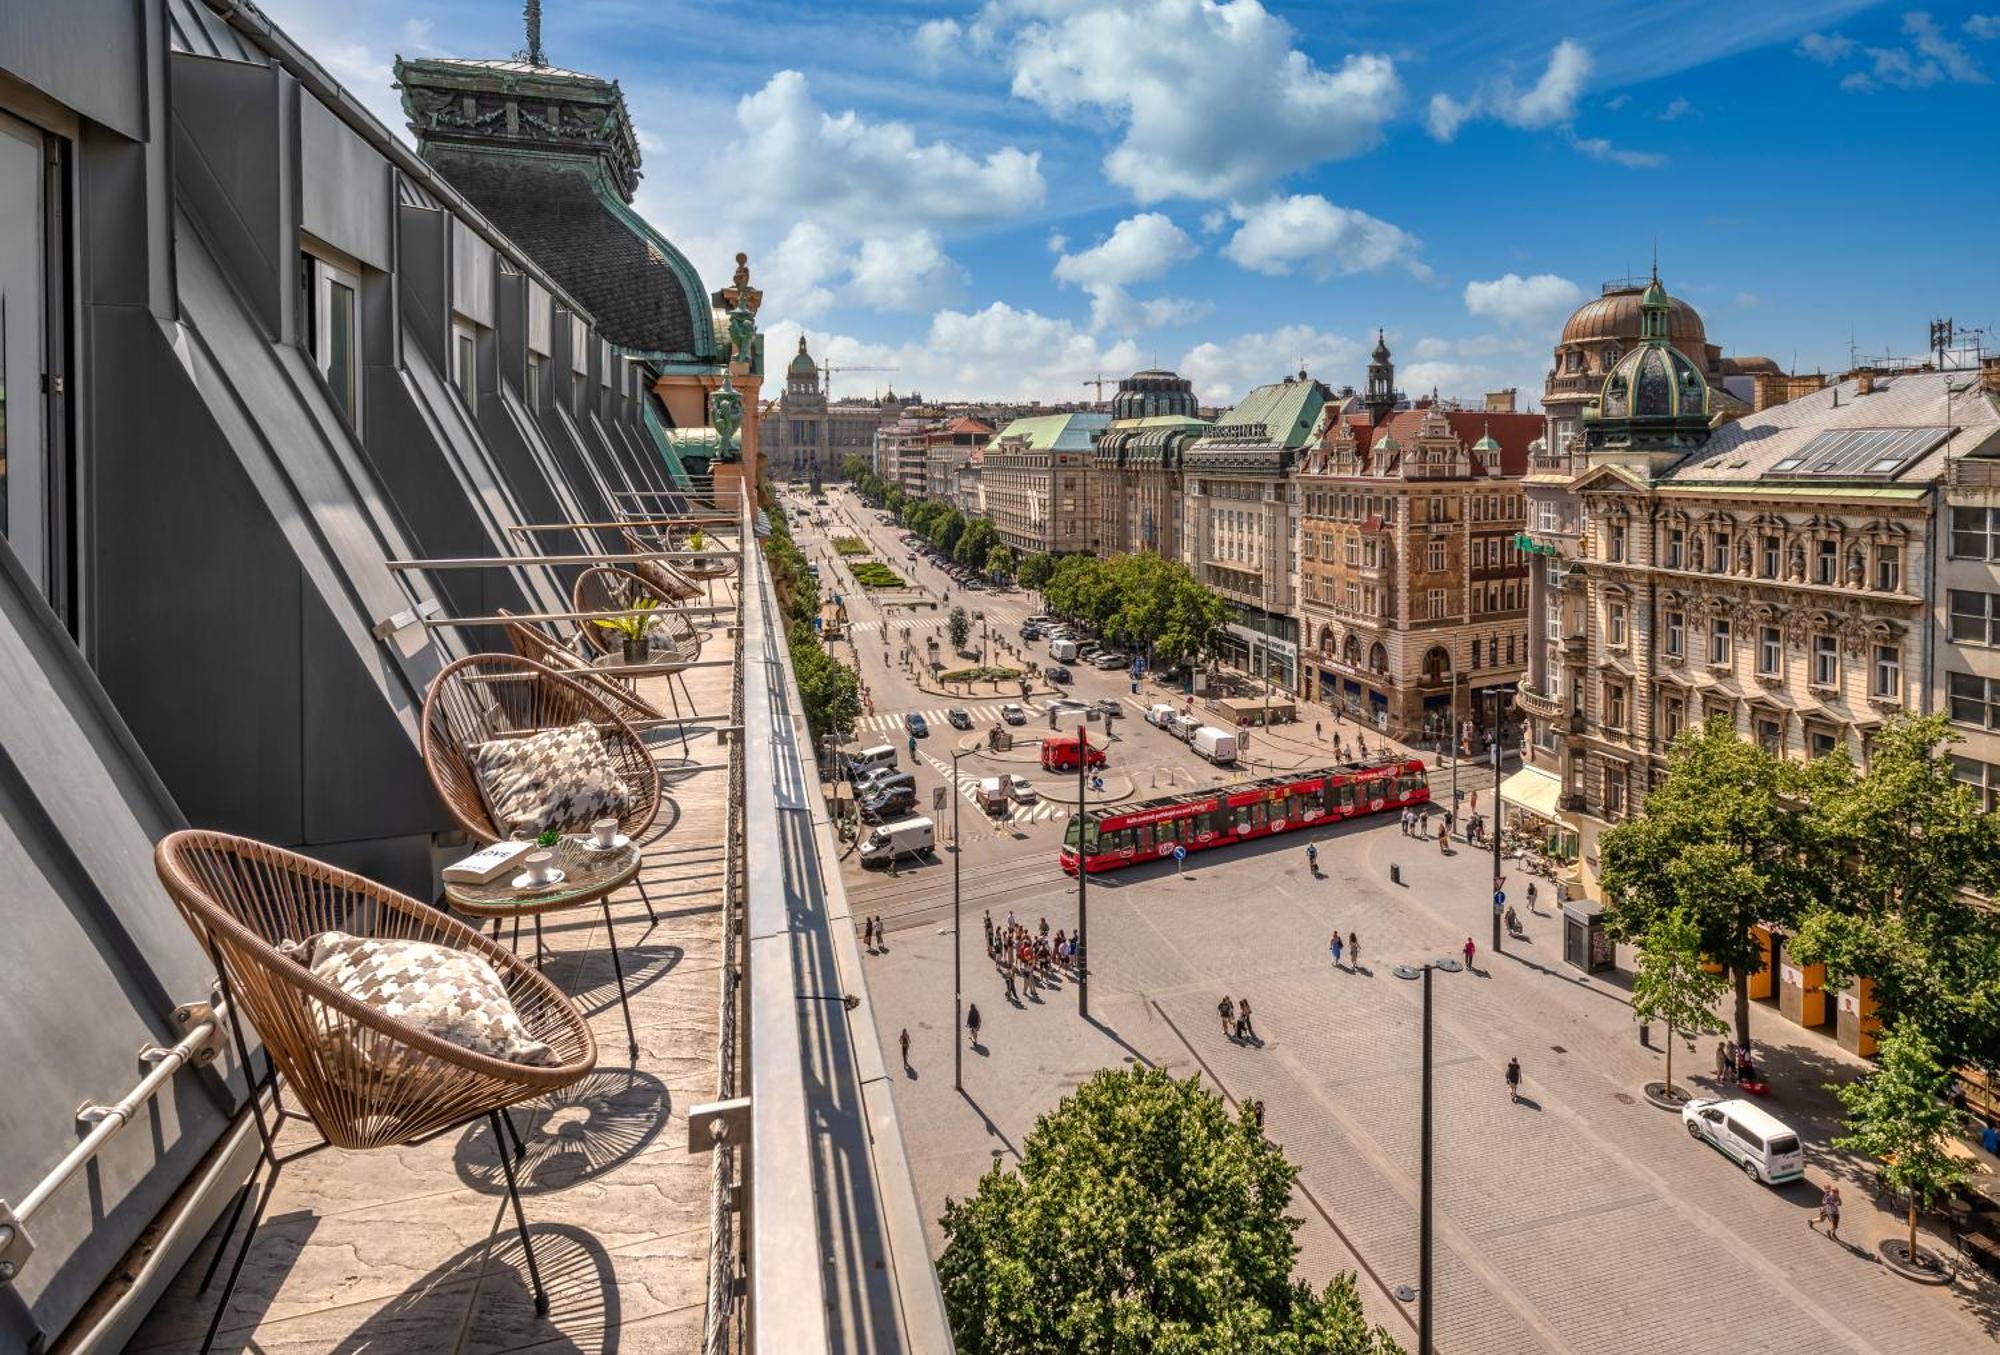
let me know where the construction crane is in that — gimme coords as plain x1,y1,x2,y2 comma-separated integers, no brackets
821,363,898,401
1082,373,1116,406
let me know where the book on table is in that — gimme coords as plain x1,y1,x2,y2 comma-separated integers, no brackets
443,840,534,884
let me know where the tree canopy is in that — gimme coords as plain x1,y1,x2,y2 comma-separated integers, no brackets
1040,551,1228,668
938,1067,1402,1355
1830,1023,1970,1260
1018,551,1056,592
1629,906,1729,1096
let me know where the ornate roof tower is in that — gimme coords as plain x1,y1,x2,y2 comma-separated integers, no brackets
1582,269,1714,476
1364,330,1399,427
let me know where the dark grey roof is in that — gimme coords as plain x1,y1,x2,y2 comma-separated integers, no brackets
423,148,714,360
167,0,263,62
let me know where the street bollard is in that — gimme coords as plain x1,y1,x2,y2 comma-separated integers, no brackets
1390,863,1403,886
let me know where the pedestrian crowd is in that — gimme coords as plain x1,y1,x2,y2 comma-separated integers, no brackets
860,915,886,951
984,908,1080,1002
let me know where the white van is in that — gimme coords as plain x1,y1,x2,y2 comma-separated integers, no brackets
1168,712,1201,742
846,744,898,778
976,777,1010,815
1192,726,1239,765
1049,637,1080,663
1681,1097,1805,1185
859,816,935,866
1145,703,1179,729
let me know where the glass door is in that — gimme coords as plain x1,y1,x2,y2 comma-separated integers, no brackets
0,108,68,608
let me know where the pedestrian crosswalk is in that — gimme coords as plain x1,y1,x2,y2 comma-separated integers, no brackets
855,701,1045,735
919,751,1070,827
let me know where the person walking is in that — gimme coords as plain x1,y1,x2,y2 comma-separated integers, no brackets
1218,994,1236,1038
1306,841,1319,875
1715,1040,1731,1084
1812,1184,1842,1240
1315,719,1323,741
966,1003,982,1047
1438,820,1451,855
1505,1056,1522,1102
1236,997,1255,1042
1525,880,1539,914
1348,931,1360,970
1330,931,1344,968
1463,936,1477,970
898,1027,910,1069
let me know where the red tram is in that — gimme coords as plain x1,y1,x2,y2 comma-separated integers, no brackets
1059,758,1429,875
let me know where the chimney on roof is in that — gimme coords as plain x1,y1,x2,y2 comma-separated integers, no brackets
1854,367,1876,396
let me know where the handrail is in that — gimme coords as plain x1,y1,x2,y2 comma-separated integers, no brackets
425,604,736,626
507,518,741,534
0,999,229,1279
385,551,739,570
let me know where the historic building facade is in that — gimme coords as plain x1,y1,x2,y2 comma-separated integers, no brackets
1092,369,1208,560
1516,281,2000,864
1296,403,1542,737
1184,374,1337,689
1935,360,2000,808
764,338,895,483
981,413,1111,555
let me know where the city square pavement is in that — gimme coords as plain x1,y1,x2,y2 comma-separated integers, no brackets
859,809,2000,1354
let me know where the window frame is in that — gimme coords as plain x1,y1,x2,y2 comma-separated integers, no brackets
305,250,362,424
1872,644,1901,700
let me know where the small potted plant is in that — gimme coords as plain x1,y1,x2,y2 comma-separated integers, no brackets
688,527,705,552
593,598,657,664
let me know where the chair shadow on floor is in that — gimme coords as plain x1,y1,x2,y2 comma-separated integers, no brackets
332,1222,620,1355
456,1069,671,1196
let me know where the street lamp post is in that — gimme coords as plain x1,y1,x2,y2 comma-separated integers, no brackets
1077,721,1090,1019
1491,691,1504,956
952,748,967,1092
1419,961,1435,1355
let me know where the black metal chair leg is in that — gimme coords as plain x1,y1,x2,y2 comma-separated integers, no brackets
510,914,522,956
500,1106,529,1161
491,1111,550,1316
599,897,640,1061
533,915,548,970
199,1160,274,1355
663,668,692,754
195,1177,256,1295
634,876,658,926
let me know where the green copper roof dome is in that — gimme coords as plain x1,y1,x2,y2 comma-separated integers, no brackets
788,335,817,377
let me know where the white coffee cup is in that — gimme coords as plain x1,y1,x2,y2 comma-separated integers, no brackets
524,850,557,884
591,818,619,847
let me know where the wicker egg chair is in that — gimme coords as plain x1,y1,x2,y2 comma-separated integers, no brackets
498,609,691,755
153,830,597,1333
570,564,706,663
613,534,706,605
419,652,662,847
622,526,737,586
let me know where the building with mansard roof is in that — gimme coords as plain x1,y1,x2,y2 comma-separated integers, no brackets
1093,369,1209,560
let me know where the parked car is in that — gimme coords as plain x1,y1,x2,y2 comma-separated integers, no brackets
946,707,973,730
1145,702,1179,728
1019,623,1042,642
976,777,1010,815
1092,651,1129,670
1006,774,1039,804
1093,698,1124,719
1681,1098,1805,1185
904,712,929,738
1045,665,1072,684
999,703,1028,725
1040,734,1107,772
1077,645,1106,662
851,766,907,797
861,785,918,822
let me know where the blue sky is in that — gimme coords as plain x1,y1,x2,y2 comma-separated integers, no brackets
267,0,2000,405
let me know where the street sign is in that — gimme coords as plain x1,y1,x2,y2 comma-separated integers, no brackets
1132,656,1147,675
1173,844,1186,860
933,787,948,812
1090,775,1104,793
1493,890,1506,914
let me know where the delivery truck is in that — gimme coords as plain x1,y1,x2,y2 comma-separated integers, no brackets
1191,725,1238,765
859,816,935,867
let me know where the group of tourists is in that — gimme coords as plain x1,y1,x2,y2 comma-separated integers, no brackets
1327,930,1362,971
1217,994,1257,1042
984,909,1079,1002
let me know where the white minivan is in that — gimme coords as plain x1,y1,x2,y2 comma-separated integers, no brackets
846,744,898,778
1681,1097,1805,1185
1145,703,1179,729
1049,637,1080,663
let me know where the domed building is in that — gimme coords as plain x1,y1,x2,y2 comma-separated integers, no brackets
1580,274,1716,473
1542,274,1731,461
764,335,894,484
1094,368,1210,558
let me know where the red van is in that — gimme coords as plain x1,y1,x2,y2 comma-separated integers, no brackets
1041,734,1107,772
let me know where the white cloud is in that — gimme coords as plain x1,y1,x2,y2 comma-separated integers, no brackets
1735,292,1762,309
1970,15,2000,40
1052,213,1203,334
914,18,962,71
1178,325,1365,404
1797,31,1856,63
1199,209,1228,235
760,222,963,318
1414,337,1454,360
1659,96,1690,120
1220,195,1426,280
1564,130,1667,168
1604,93,1631,111
1463,272,1585,330
1426,39,1592,141
762,222,845,320
999,0,1400,201
1046,231,1068,254
1053,213,1197,288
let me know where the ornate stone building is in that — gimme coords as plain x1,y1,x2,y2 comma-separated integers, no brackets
1184,373,1338,689
1092,369,1208,560
1297,402,1542,737
1933,360,2000,807
765,337,892,483
981,413,1111,555
1514,280,2000,866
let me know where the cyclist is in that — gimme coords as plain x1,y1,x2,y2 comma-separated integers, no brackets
1306,842,1319,875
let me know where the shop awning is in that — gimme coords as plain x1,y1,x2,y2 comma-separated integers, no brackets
1498,765,1564,819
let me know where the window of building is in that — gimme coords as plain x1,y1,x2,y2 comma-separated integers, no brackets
1609,522,1626,562
1711,530,1731,573
1710,616,1732,665
1950,590,2000,646
1428,496,1444,522
1606,683,1627,730
1427,588,1446,620
1487,636,1498,667
1951,755,2000,811
1872,644,1901,700
1667,528,1684,569
1816,538,1839,584
1664,695,1685,743
1875,544,1900,593
1428,539,1446,572
1604,768,1625,817
1345,538,1361,566
1812,634,1839,687
527,352,546,410
1760,535,1780,578
1608,602,1627,647
1665,611,1684,657
1345,583,1360,611
1505,635,1516,666
1758,626,1781,676
1755,716,1782,756
1470,643,1481,671
1952,507,2000,561
453,320,477,407
1949,671,1999,729
1809,727,1841,761
304,251,360,422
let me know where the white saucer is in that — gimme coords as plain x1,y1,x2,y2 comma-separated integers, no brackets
511,867,567,890
576,833,632,851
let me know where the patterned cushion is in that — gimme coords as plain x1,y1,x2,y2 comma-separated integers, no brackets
468,720,633,837
634,557,697,602
306,931,555,1067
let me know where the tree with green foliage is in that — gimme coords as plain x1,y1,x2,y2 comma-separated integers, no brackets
955,517,1000,571
1830,1024,1970,1265
1629,907,1729,1098
885,486,906,518
1017,551,1056,593
934,507,967,557
938,1067,1403,1355
840,454,871,485
1599,716,1814,1050
984,544,1015,581
947,605,971,653
1789,714,2000,1079
787,620,860,744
